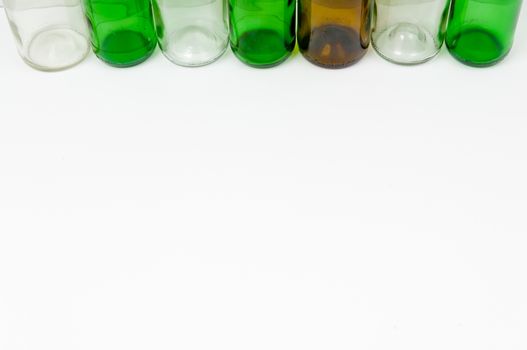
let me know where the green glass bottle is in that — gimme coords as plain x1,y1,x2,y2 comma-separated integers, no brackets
229,0,296,68
83,0,157,67
446,0,523,67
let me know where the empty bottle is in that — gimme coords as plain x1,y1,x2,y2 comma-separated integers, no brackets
372,0,451,65
229,0,296,68
4,0,90,71
153,0,229,67
298,0,372,68
82,0,157,67
446,0,523,67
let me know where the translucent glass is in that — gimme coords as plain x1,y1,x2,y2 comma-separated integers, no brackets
3,0,90,71
152,0,228,67
82,0,157,67
298,0,372,69
372,0,451,65
229,0,296,68
446,0,523,67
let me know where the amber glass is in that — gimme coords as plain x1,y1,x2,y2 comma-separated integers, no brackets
298,0,372,68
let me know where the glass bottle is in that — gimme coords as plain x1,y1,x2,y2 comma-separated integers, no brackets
82,0,157,67
3,0,90,71
152,0,229,67
229,0,296,68
446,0,523,67
372,0,451,65
298,0,372,69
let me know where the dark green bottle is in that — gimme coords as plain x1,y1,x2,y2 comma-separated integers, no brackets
229,0,296,68
446,0,523,67
83,0,157,67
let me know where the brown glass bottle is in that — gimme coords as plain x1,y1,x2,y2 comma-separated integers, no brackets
298,0,372,68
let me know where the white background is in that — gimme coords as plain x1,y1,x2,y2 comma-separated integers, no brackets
1,7,527,350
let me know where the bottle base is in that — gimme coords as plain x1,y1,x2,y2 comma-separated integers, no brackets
231,29,294,68
447,27,508,67
161,24,228,67
299,25,368,69
95,30,157,68
23,27,89,72
372,23,440,65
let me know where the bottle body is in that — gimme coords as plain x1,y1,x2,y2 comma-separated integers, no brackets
152,0,229,67
229,0,296,68
82,0,157,67
4,0,90,71
446,0,523,67
298,0,372,69
372,0,451,65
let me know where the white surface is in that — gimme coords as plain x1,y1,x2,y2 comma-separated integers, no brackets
1,10,527,350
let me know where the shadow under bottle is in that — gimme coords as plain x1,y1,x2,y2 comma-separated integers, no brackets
298,0,372,69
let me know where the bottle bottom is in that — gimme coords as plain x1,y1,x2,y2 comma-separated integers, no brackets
231,29,293,68
161,22,228,67
447,27,508,67
23,27,89,71
299,25,367,69
372,23,441,65
96,30,156,68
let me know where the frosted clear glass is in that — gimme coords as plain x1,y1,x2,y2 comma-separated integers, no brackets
153,0,229,67
3,0,90,71
372,0,451,65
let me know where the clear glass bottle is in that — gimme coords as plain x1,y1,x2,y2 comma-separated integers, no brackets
446,0,523,67
152,0,229,67
372,0,451,65
229,0,296,68
3,0,90,71
298,0,372,69
82,0,157,67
